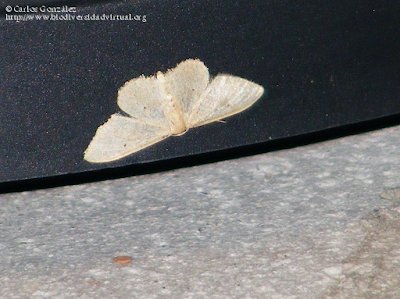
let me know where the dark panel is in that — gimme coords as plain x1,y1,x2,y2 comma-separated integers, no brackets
1,0,400,182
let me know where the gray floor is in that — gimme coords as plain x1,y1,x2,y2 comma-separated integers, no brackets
1,125,400,298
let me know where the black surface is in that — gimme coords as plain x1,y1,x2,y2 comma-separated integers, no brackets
1,0,400,183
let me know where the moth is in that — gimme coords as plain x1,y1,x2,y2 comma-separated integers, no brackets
84,59,264,163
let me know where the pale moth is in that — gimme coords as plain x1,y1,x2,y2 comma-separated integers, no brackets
84,59,264,163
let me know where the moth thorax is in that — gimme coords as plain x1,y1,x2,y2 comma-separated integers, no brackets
170,119,187,135
164,94,187,135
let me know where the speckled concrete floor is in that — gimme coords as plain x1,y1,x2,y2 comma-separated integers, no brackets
1,125,399,298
